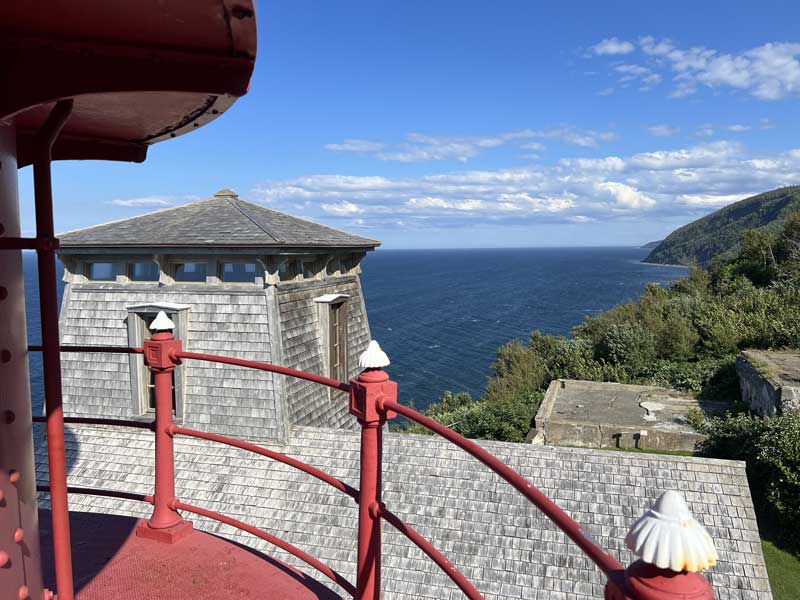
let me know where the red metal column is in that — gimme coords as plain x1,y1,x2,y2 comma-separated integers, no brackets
33,101,74,600
349,367,397,600
136,327,192,543
0,123,48,600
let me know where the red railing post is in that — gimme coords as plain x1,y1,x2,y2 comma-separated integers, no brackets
33,100,75,600
349,342,397,600
136,312,193,544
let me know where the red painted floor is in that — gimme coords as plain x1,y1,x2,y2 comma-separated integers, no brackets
39,510,343,599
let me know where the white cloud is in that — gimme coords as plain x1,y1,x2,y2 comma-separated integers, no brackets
600,37,800,100
521,142,546,151
325,139,385,153
320,200,363,215
696,125,715,137
727,124,751,132
109,196,174,207
594,181,656,209
647,125,680,137
322,127,616,163
253,141,800,230
592,37,635,56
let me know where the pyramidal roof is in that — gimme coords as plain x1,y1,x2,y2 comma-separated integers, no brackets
59,190,380,250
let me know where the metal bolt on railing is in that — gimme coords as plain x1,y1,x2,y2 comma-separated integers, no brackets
606,490,717,599
135,311,193,544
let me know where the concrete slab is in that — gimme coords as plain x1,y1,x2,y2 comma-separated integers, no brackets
529,379,726,451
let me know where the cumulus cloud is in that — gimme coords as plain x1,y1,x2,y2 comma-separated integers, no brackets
591,37,635,56
647,125,680,137
252,140,800,230
594,181,656,208
324,139,385,153
320,201,363,215
322,126,616,163
109,196,175,207
588,36,800,100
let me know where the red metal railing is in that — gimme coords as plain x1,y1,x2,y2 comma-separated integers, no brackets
28,327,717,600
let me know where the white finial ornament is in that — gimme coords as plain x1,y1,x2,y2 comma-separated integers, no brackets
359,340,390,369
625,490,718,573
149,311,176,332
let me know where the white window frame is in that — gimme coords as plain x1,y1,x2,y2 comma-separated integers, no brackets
314,293,350,393
126,302,191,419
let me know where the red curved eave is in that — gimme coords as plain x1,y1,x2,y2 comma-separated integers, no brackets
0,0,257,167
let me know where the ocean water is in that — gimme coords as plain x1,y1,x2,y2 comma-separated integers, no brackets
360,248,687,408
23,247,687,414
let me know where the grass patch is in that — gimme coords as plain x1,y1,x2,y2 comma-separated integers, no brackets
761,540,800,600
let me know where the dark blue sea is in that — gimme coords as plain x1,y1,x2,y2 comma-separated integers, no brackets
23,247,687,413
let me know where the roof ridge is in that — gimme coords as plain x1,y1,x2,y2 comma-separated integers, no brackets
226,197,284,244
56,197,216,237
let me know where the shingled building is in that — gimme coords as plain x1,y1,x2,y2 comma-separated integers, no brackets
56,189,379,441
43,190,773,599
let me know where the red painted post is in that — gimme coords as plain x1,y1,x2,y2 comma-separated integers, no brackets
33,100,75,600
349,343,397,600
136,315,193,543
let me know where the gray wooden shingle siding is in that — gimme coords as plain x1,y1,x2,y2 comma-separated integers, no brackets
35,425,772,599
59,284,284,440
278,276,371,429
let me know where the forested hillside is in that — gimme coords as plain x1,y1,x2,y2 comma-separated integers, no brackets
645,186,800,266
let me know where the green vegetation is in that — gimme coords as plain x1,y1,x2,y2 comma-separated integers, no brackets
696,413,800,548
398,209,800,591
645,185,800,266
761,540,800,600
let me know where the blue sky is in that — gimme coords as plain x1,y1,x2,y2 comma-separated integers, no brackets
18,0,800,248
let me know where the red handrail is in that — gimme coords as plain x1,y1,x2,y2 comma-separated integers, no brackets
33,416,154,430
382,399,626,578
174,350,350,392
170,425,359,499
380,507,483,600
37,339,636,598
173,500,356,597
37,485,153,504
28,344,143,354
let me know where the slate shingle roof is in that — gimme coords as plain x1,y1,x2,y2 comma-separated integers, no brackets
58,189,380,249
36,425,772,600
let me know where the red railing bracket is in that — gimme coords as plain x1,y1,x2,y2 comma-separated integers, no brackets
349,369,397,424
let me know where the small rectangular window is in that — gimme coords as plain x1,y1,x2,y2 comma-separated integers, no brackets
329,301,348,382
174,262,207,282
220,261,259,283
87,262,119,281
137,312,179,415
129,262,160,281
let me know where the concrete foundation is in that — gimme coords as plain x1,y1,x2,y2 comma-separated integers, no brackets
737,350,800,417
529,379,726,452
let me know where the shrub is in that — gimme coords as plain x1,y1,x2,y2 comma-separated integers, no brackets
596,322,658,373
404,389,541,443
483,340,548,405
697,414,800,540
